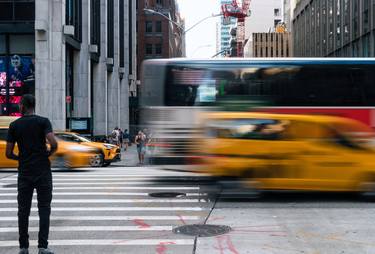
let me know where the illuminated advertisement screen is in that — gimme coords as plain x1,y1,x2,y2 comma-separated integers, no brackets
0,55,34,116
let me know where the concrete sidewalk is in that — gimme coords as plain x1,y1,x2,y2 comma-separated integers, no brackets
112,144,140,167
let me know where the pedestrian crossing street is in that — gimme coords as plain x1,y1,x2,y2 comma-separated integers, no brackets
0,167,217,254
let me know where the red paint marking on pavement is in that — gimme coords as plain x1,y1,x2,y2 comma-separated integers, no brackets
233,229,286,233
213,236,225,254
156,241,176,254
177,214,187,225
208,216,225,222
214,235,239,254
133,219,151,228
226,235,240,254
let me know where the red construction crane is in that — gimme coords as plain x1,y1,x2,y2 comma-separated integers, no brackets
221,0,251,57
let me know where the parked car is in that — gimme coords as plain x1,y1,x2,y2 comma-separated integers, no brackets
55,132,121,167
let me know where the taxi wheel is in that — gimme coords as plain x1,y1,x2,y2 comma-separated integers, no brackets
103,162,111,167
241,171,262,198
90,154,104,167
52,156,72,170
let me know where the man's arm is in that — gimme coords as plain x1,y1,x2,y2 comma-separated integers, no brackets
5,142,19,161
6,122,18,160
46,132,58,157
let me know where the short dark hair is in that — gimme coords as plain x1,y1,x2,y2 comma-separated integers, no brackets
21,94,36,110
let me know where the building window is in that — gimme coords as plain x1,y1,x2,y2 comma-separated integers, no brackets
156,0,162,6
316,0,320,55
66,0,82,42
155,44,162,55
335,0,340,48
274,8,280,16
322,0,327,54
146,21,153,33
90,0,101,55
363,34,370,57
352,0,359,39
352,39,359,57
146,44,153,55
343,0,350,43
156,21,162,33
107,0,114,58
0,0,35,22
363,0,370,34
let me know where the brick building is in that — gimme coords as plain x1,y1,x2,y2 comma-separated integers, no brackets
133,0,185,130
137,0,185,73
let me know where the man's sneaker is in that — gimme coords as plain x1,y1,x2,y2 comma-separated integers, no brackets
38,248,54,254
18,248,29,254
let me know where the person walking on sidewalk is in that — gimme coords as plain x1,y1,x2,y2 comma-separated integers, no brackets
122,129,130,151
135,130,146,165
6,94,58,254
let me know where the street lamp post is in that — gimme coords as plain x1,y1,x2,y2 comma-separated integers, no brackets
144,8,222,35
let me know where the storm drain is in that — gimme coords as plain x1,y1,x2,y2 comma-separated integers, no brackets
149,192,186,198
173,224,232,237
2,184,17,188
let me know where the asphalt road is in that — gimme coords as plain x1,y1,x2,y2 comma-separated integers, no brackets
0,166,375,254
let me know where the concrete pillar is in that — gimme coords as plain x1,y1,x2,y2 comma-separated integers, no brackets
107,0,120,131
120,0,130,132
93,0,108,135
35,0,66,130
73,0,90,118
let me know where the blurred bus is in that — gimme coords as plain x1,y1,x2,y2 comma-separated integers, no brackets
140,58,375,168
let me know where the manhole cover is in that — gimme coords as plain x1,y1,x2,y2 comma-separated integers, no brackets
149,192,186,198
173,224,232,237
2,184,17,188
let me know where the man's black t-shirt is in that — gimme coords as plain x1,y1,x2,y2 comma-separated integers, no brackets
7,115,53,175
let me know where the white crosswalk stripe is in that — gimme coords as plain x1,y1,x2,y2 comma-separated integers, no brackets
0,239,195,247
0,167,214,253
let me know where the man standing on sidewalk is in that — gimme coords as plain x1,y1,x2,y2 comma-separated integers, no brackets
5,94,58,254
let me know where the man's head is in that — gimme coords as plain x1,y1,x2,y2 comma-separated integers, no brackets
20,94,35,115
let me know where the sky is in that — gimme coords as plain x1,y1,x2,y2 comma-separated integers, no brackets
177,0,221,58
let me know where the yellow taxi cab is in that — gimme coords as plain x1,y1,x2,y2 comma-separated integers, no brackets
0,117,99,169
55,132,121,167
200,112,375,196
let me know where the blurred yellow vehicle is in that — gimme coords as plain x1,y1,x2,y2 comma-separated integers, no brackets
55,132,121,167
0,117,99,169
201,112,375,196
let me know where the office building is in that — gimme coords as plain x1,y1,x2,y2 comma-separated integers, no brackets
243,0,283,57
293,0,375,57
0,0,137,135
